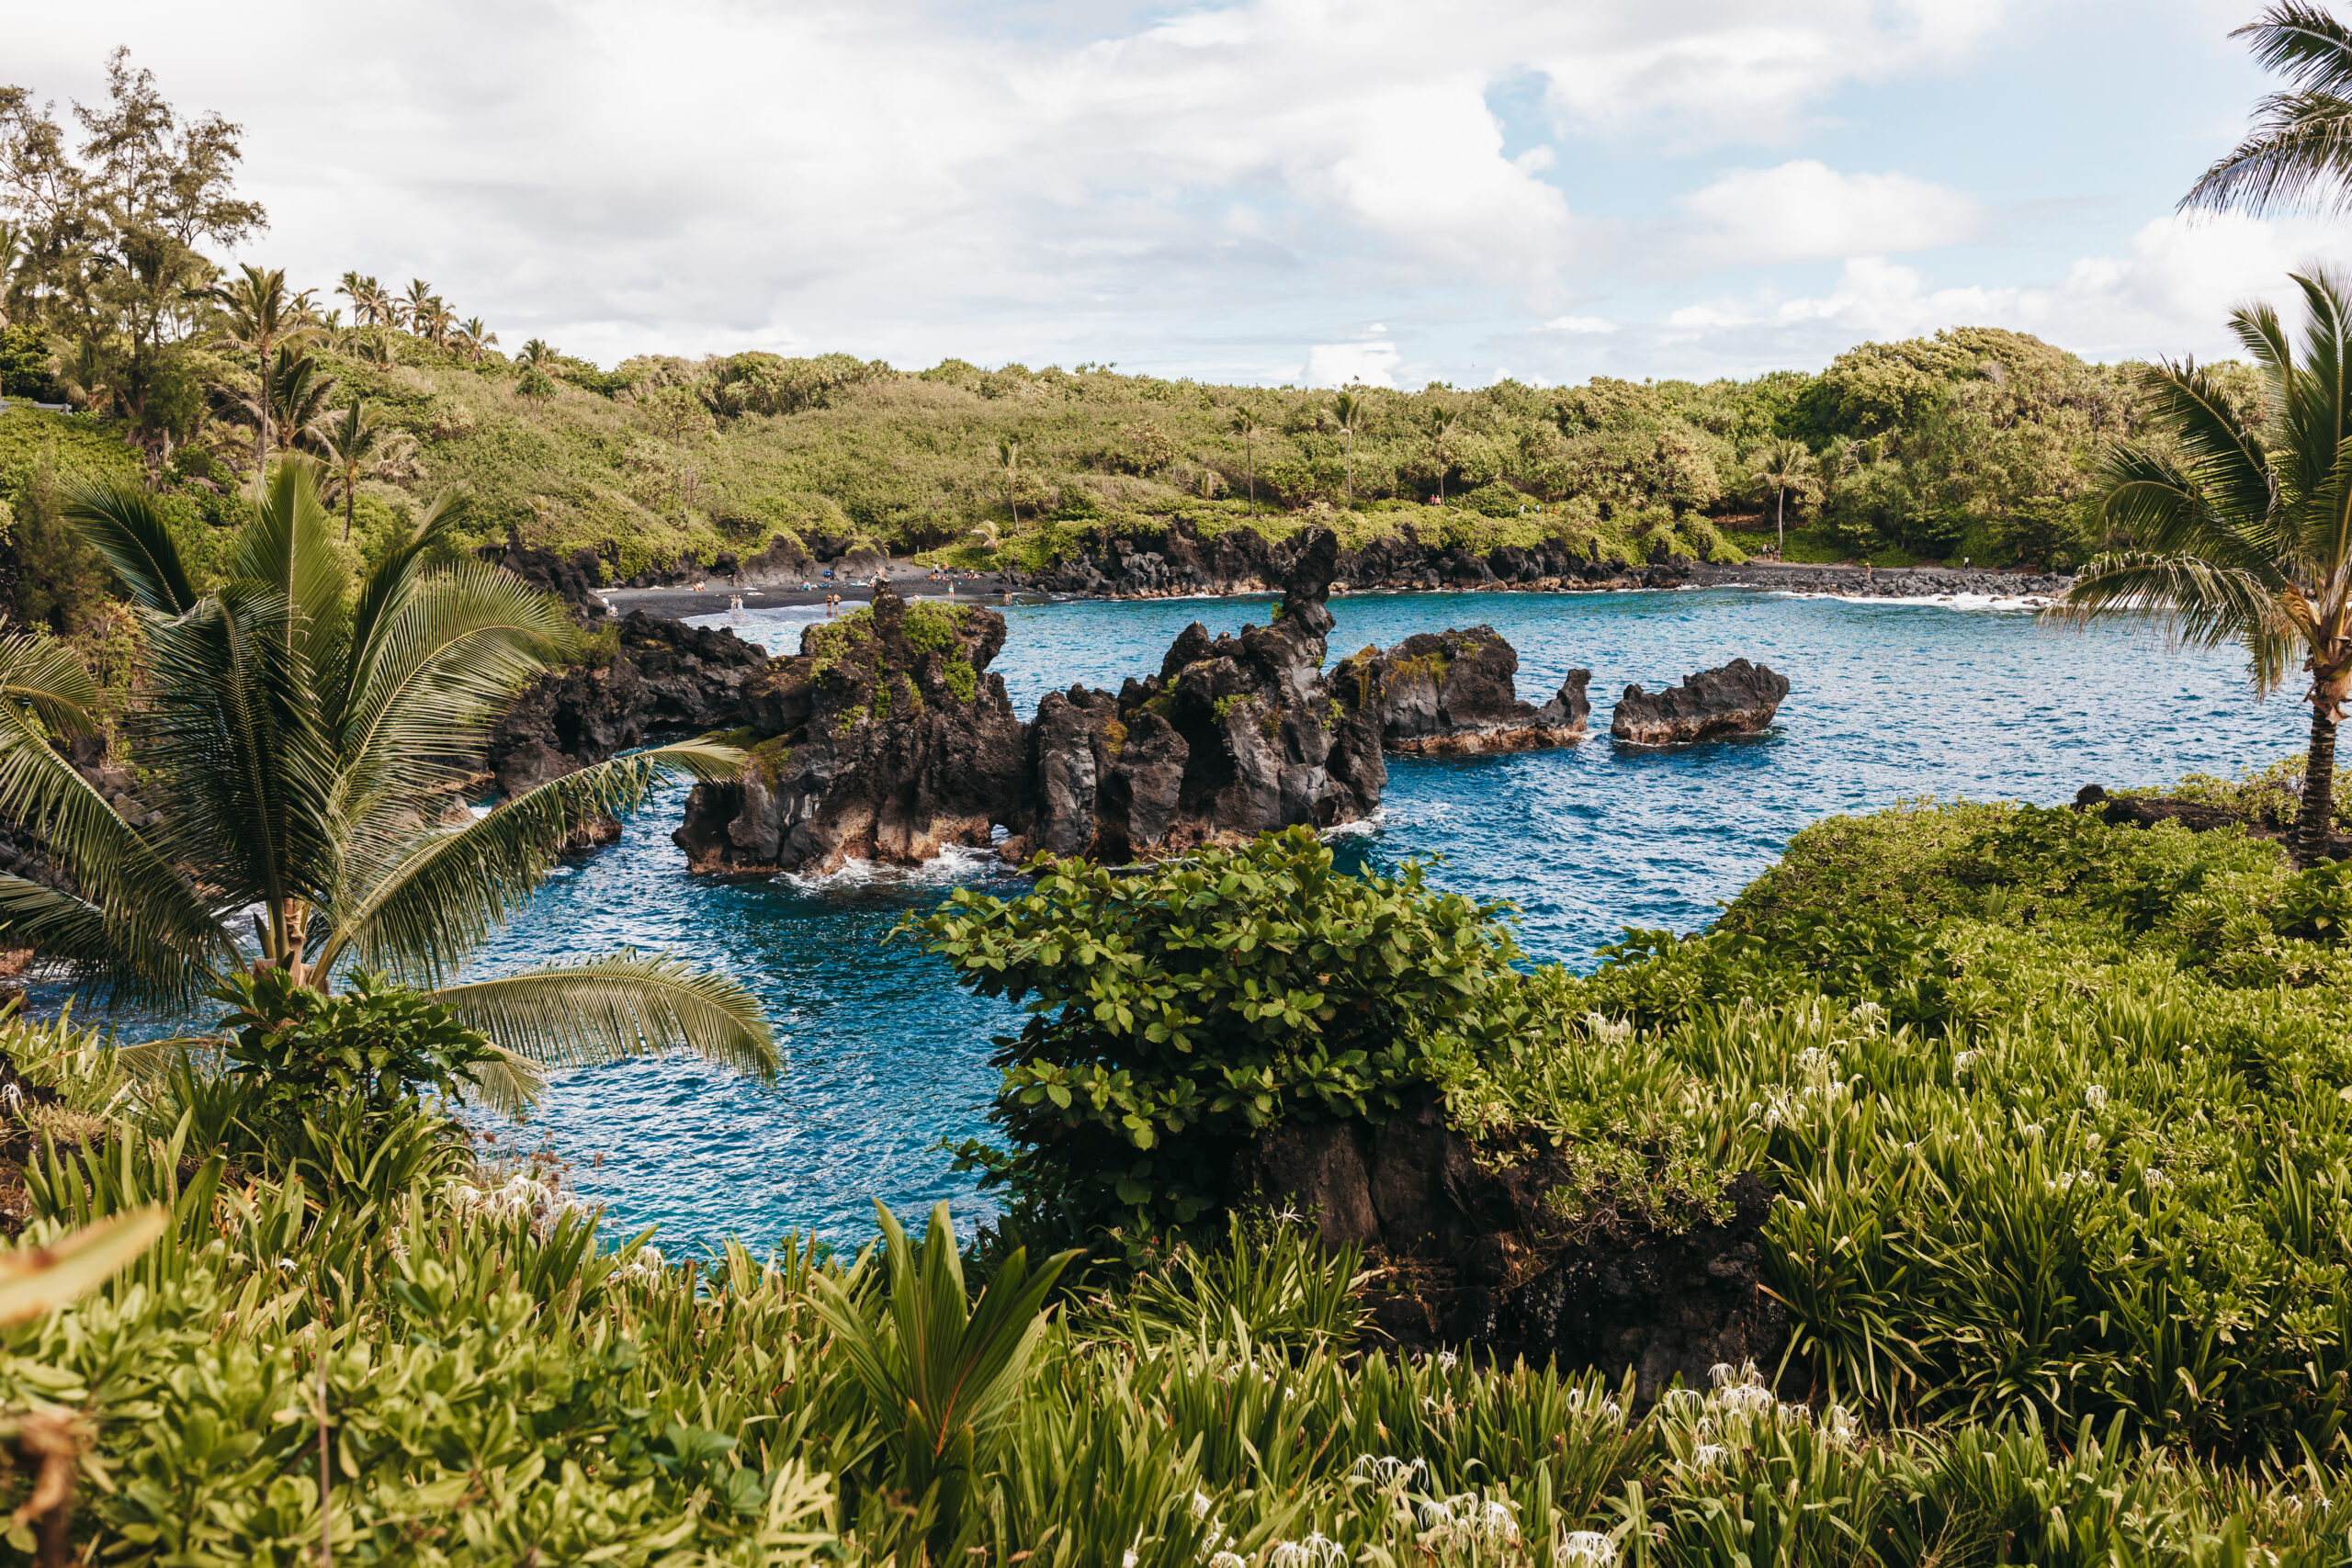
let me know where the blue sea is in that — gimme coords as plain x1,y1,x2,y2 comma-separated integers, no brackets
435,585,2306,1252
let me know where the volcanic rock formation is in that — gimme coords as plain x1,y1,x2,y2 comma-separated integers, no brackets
1234,1089,1785,1397
487,612,770,797
1610,659,1790,746
1001,527,1388,861
1335,626,1589,755
673,587,1028,875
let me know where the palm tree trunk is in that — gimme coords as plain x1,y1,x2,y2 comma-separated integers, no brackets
344,483,355,543
2301,700,2343,869
1776,489,1785,554
255,345,269,476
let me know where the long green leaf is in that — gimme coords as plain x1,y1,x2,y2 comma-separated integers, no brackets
426,948,775,1077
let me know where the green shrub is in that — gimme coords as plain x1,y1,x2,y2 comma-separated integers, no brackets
906,827,1523,1248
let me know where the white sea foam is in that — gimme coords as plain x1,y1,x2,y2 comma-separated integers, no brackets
1771,589,2054,613
773,840,1004,893
1320,812,1385,840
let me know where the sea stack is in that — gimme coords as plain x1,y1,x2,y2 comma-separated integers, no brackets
1334,626,1590,755
1611,660,1790,745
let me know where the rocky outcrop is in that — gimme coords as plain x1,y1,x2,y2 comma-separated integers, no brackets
1011,518,1668,598
1611,660,1790,746
1234,1090,1785,1398
1334,627,1589,756
2073,784,2352,860
487,612,769,797
672,587,1028,875
999,516,2075,603
1001,529,1386,862
499,544,610,619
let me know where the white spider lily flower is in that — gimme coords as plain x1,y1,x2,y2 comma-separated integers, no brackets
1555,1529,1616,1566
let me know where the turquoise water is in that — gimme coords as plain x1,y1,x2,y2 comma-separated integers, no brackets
464,587,2305,1253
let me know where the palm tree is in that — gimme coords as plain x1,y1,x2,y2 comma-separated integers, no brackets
400,279,435,333
968,520,1002,553
5,461,770,1102
2051,268,2352,868
1422,402,1461,505
995,437,1021,527
336,272,384,328
458,318,497,364
1329,389,1364,506
1230,405,1261,514
264,348,341,454
419,299,454,350
1750,437,1821,555
310,393,416,539
517,337,553,369
2184,5,2352,218
0,220,22,330
207,265,314,473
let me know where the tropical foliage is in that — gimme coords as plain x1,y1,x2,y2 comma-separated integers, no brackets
2053,268,2352,866
0,458,770,1101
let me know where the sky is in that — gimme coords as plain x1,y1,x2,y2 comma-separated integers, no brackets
11,0,2350,387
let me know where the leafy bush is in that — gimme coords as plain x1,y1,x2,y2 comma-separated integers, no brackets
908,827,1523,1247
214,967,502,1121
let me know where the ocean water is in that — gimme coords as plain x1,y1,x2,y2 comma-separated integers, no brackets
452,586,2304,1253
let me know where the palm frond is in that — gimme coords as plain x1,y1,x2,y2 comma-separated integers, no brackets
0,876,214,1003
427,949,775,1078
0,705,225,993
136,585,339,914
456,1047,548,1117
2124,360,2280,542
59,478,199,615
2240,4,2352,96
229,457,351,674
336,559,577,807
2046,550,2299,693
107,1035,220,1081
0,633,101,736
316,740,745,981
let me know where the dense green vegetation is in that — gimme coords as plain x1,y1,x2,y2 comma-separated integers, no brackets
921,784,2352,1459
5,783,2352,1562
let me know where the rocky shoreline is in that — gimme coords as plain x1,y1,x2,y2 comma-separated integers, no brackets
991,520,2072,604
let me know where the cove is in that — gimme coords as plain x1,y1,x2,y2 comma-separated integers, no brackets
388,589,2311,1249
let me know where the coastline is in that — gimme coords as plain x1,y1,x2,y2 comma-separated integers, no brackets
603,556,2072,624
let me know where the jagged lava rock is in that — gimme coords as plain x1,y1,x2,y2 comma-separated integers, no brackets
1610,659,1790,745
1232,1089,1785,1399
672,585,1026,875
488,612,768,797
1334,626,1590,755
1006,528,1386,861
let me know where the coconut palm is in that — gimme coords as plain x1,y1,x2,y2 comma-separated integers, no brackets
1750,437,1821,555
1329,389,1365,505
458,318,497,364
400,279,435,333
310,393,416,539
1230,405,1261,515
968,520,1002,553
207,265,314,472
2050,268,2352,868
1422,402,1461,505
0,460,769,1102
336,272,384,328
418,299,454,350
995,437,1022,527
517,337,553,369
0,220,22,330
2185,5,2352,218
265,348,341,453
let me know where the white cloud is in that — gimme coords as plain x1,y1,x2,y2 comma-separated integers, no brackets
1644,211,2352,371
5,0,2032,380
1304,339,1402,388
1679,162,1983,264
1542,316,1617,333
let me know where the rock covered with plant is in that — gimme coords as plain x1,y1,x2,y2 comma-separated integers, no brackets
488,611,771,796
1005,527,1388,861
1610,658,1791,745
673,584,1028,874
1333,626,1591,755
